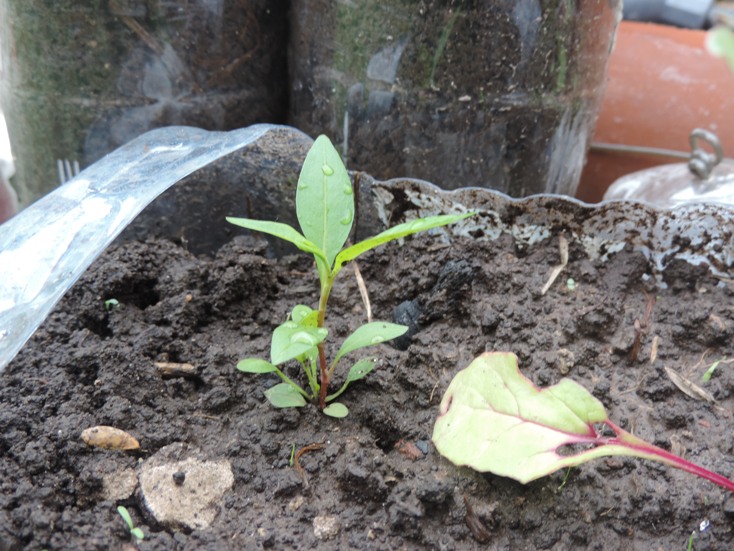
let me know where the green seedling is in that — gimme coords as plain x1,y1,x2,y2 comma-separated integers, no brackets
433,352,734,492
117,505,144,541
228,135,473,417
104,298,120,311
701,357,726,383
687,531,696,551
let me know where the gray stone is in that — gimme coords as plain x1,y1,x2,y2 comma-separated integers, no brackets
313,515,341,540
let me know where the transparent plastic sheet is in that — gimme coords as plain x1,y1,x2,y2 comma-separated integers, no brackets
0,124,282,373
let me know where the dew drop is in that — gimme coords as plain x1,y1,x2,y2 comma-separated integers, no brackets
321,163,334,176
298,183,308,190
291,331,318,346
343,185,353,196
340,210,354,225
371,336,384,344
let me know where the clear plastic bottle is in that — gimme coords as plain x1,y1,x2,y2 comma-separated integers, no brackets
0,1,288,206
289,0,621,196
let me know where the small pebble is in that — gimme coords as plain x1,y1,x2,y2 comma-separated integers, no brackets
288,495,305,512
313,515,340,540
172,471,186,486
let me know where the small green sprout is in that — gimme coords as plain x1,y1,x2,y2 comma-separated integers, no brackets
687,531,696,551
104,298,120,311
701,357,725,383
228,135,473,417
117,505,144,541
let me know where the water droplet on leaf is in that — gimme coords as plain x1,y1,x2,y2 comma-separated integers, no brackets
343,185,353,195
340,211,353,225
321,163,334,176
371,336,384,344
291,331,317,346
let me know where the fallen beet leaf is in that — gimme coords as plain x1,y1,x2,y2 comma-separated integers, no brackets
432,352,734,492
81,426,140,450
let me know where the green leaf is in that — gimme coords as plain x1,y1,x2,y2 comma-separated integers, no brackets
116,506,134,530
236,358,277,373
333,322,408,366
334,212,474,274
346,357,378,382
326,358,377,402
226,217,327,260
707,26,734,72
323,402,349,417
291,304,319,327
264,383,308,408
271,321,328,365
131,527,145,540
432,352,734,492
296,135,354,267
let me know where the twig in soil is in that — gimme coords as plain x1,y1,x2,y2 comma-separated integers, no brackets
629,291,656,363
154,361,197,378
463,495,491,543
428,378,441,404
540,235,569,295
352,261,372,322
293,443,325,488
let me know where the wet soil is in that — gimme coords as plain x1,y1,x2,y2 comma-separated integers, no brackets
2,231,734,550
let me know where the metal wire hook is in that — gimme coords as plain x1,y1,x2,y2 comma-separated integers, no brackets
688,128,723,179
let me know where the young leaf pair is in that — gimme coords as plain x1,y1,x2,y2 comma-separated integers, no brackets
228,135,473,417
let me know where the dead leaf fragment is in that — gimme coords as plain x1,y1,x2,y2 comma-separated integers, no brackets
663,366,717,404
81,426,140,450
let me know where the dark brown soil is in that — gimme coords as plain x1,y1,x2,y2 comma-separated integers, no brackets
2,229,734,550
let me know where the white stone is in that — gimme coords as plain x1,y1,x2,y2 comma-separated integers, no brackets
138,443,233,530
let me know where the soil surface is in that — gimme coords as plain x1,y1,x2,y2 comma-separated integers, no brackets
2,230,734,550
